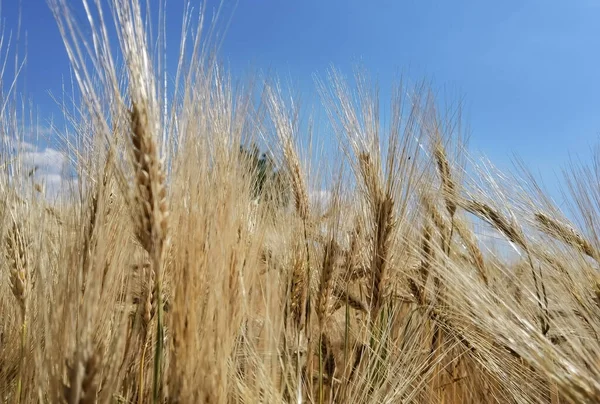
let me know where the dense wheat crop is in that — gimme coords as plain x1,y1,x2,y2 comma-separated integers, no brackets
1,1,600,403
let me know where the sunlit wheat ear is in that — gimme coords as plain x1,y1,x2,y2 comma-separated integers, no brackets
463,198,549,333
130,102,169,254
434,141,457,219
5,221,28,317
593,281,600,309
317,238,338,326
141,267,157,332
409,220,433,305
267,88,313,346
267,87,309,221
315,237,338,404
370,194,394,321
535,212,599,261
290,247,308,331
5,219,28,404
288,151,309,222
357,151,395,321
319,332,336,389
81,184,102,296
63,350,99,404
461,200,525,247
422,195,451,252
82,149,114,292
342,220,366,282
129,98,169,403
454,218,488,285
358,152,383,203
331,285,368,314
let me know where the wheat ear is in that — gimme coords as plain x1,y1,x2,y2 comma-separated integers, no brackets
63,350,99,404
331,285,368,313
130,101,169,402
422,195,451,253
453,218,488,285
290,248,308,331
358,152,395,322
434,140,457,219
409,220,433,305
317,238,338,327
5,220,28,403
535,212,600,261
463,199,549,334
316,238,337,403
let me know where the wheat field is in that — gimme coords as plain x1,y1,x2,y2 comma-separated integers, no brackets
1,1,599,403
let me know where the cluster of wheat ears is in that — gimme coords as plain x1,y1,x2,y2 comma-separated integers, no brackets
1,1,600,403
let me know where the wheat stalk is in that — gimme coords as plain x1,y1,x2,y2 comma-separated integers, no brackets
138,266,156,403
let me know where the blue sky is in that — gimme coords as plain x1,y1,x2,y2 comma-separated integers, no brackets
4,0,600,203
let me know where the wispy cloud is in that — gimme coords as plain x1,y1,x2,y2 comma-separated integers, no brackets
20,146,66,175
6,139,75,200
310,189,331,211
31,124,55,137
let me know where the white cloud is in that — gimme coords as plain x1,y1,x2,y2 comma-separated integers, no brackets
21,147,67,175
37,173,63,186
34,125,55,137
5,140,75,201
17,141,37,152
22,124,55,141
310,189,331,210
2,137,47,154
